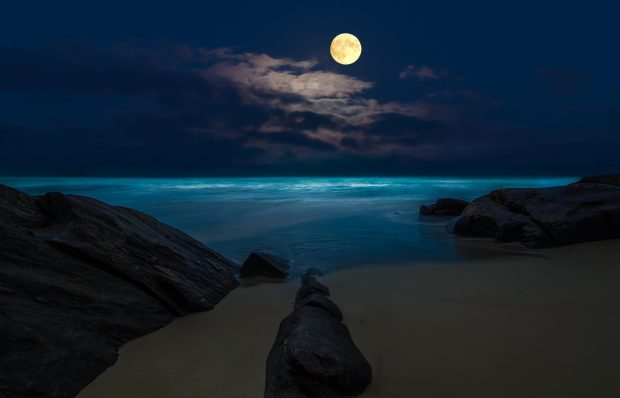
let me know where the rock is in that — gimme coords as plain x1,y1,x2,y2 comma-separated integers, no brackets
265,277,371,398
0,184,238,398
453,175,620,247
295,293,343,322
420,197,469,217
574,174,620,187
295,278,330,302
300,267,324,283
240,252,290,279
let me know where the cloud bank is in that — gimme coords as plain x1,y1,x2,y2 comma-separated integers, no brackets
1,41,614,175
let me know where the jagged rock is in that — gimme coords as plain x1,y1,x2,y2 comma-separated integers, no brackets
0,184,238,398
265,276,371,398
453,175,620,247
240,252,290,279
420,198,469,217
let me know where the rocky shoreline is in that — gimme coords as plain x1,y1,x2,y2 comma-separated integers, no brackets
418,175,620,247
0,183,373,398
452,175,620,247
0,185,239,398
2,174,619,397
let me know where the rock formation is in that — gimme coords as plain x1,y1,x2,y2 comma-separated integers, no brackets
265,269,371,398
0,185,238,398
453,175,620,247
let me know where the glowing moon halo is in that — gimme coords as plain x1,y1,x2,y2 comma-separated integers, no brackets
330,33,362,65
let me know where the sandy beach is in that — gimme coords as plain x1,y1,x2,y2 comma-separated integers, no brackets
79,239,620,398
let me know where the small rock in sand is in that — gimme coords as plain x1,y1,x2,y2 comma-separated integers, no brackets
240,252,290,279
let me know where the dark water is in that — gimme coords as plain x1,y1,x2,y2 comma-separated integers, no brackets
1,177,575,274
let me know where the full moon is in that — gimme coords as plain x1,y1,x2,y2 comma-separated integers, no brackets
330,33,362,65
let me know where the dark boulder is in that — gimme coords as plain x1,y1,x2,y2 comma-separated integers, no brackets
0,184,238,398
420,197,469,217
265,276,371,398
240,252,290,279
453,175,620,247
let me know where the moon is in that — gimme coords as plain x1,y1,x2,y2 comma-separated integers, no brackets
330,33,362,65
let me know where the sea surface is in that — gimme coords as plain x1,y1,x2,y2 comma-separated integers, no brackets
1,177,575,274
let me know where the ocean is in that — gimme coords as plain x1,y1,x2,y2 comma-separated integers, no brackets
1,177,575,274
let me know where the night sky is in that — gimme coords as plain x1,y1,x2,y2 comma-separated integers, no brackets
1,1,619,176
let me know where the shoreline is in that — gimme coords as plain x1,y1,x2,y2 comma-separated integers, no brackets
79,239,620,398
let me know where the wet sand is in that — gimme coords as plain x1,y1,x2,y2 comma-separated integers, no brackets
79,240,620,398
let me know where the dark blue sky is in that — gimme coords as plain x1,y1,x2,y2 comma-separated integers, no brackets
1,0,619,175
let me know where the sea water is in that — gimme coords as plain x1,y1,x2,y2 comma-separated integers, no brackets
1,177,575,273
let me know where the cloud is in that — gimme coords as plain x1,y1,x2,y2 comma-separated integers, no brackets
204,61,371,99
399,65,441,80
0,41,509,174
202,50,434,131
194,49,488,162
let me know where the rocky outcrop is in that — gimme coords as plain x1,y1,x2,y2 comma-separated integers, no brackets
240,251,290,279
453,175,620,247
420,198,469,217
265,270,371,398
574,174,620,187
0,184,239,398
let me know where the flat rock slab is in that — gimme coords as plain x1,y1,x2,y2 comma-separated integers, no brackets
265,275,371,398
453,175,620,247
0,184,238,398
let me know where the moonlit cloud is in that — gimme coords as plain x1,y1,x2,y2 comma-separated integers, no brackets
204,63,371,99
202,50,430,128
202,51,371,99
0,42,507,173
199,49,462,160
191,49,488,161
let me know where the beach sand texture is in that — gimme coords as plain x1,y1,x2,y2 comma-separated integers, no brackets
79,240,620,398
